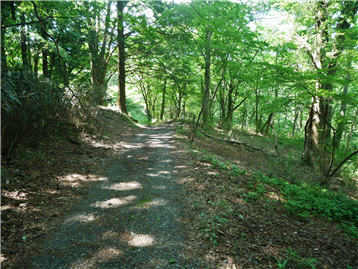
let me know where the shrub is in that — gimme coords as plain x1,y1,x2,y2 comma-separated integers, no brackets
1,71,68,155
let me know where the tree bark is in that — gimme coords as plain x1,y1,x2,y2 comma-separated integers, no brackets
160,78,167,120
117,1,127,114
335,63,351,149
302,1,358,168
202,28,212,128
344,108,358,157
20,13,29,68
202,0,212,129
292,107,299,138
1,28,8,71
41,21,48,77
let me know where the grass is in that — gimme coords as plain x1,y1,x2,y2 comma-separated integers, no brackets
135,197,151,208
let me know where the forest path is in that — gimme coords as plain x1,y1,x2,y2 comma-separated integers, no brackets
28,125,213,269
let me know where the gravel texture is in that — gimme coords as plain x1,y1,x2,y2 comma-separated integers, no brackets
25,125,216,268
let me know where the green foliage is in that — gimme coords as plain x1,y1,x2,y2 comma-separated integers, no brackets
258,174,358,226
339,160,358,188
107,86,147,124
280,247,319,268
1,71,68,155
196,148,358,237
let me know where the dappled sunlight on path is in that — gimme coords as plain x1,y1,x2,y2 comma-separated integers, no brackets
26,125,213,268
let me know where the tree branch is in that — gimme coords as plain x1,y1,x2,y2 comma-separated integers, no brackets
1,15,74,30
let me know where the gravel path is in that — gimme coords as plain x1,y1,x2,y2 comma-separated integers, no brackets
27,125,216,269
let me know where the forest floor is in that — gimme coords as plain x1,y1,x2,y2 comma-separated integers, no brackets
1,107,358,269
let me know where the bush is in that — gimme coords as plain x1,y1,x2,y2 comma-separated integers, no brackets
1,71,68,155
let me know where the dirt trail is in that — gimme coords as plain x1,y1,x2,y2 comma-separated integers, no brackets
17,125,215,269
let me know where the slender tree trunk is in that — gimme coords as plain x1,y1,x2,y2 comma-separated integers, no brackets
248,109,256,127
177,85,182,119
241,100,246,130
344,107,358,157
160,78,167,120
335,66,351,148
1,20,8,71
202,0,212,129
117,1,127,113
202,28,212,128
182,100,186,120
33,54,39,76
292,107,299,138
41,22,48,77
219,93,225,129
225,83,234,130
264,113,275,135
20,13,29,68
254,80,260,132
152,97,156,119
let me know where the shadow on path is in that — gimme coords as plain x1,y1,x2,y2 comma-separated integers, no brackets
27,125,215,269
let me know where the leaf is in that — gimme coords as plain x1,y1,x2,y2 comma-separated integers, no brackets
238,214,244,219
22,236,27,240
169,259,176,263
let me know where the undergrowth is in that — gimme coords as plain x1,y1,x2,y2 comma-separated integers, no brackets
192,150,358,239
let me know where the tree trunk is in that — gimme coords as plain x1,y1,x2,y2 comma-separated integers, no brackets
335,65,351,148
160,78,167,120
33,53,39,77
202,28,212,128
177,85,182,119
303,1,358,174
41,22,49,77
344,107,358,157
292,107,299,138
264,113,275,135
20,13,29,68
182,100,186,120
241,100,246,130
225,83,234,130
1,28,8,71
117,1,127,114
255,80,260,132
303,94,321,164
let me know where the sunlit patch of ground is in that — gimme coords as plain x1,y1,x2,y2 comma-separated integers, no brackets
148,198,167,206
91,196,137,209
1,107,144,267
1,205,16,211
2,190,29,200
266,191,286,202
120,232,155,247
1,254,9,263
102,230,121,239
129,234,155,247
194,184,206,190
178,176,195,184
103,181,142,191
175,165,187,169
64,213,97,224
58,173,108,187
